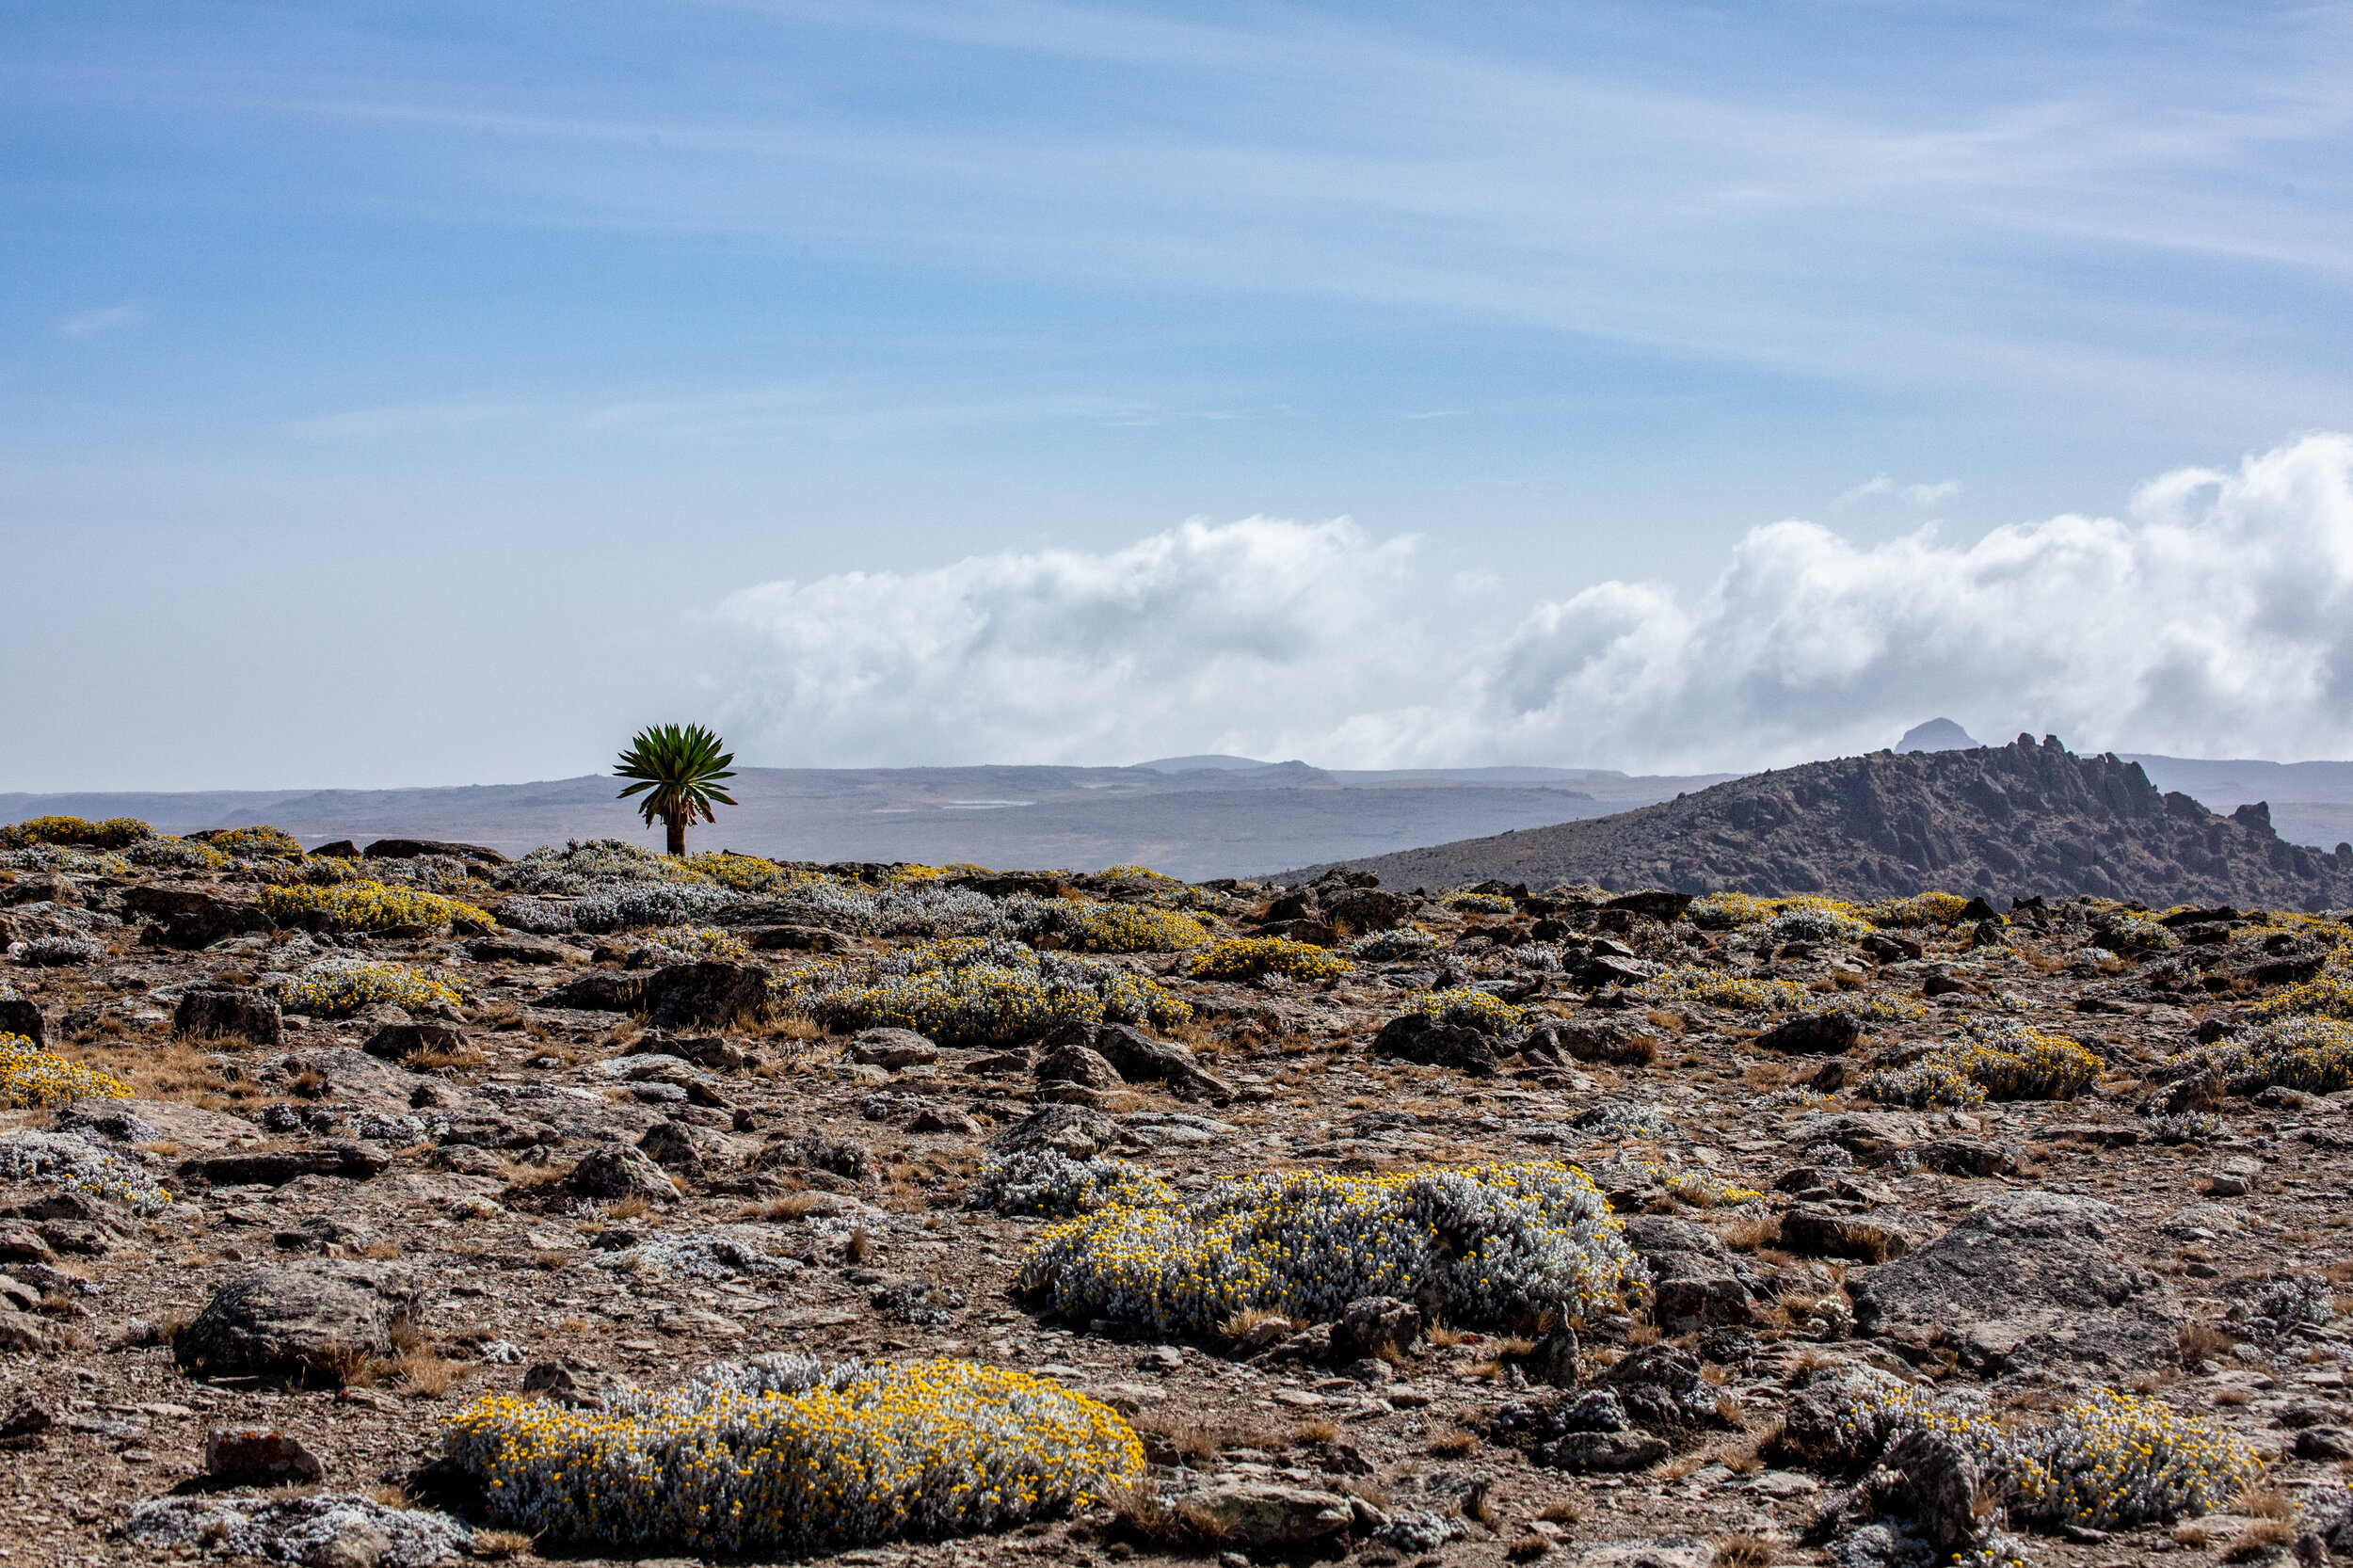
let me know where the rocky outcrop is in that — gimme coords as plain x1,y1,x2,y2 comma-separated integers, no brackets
1848,1191,2182,1372
1290,735,2353,907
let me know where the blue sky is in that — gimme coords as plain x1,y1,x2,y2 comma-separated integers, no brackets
6,2,2352,788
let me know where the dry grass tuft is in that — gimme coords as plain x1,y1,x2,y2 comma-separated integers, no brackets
2231,1483,2295,1520
1427,1427,1481,1457
2179,1320,2235,1362
1711,1534,1777,1568
2221,1518,2293,1561
470,1528,536,1560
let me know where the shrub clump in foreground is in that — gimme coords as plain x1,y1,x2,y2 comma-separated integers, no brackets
2159,1016,2353,1096
1864,1018,2101,1110
0,814,153,850
0,1034,134,1109
257,880,494,935
1026,899,1208,954
204,824,307,860
269,960,462,1018
796,938,1189,1048
444,1354,1143,1556
1805,1369,2261,1551
0,1129,171,1214
1408,985,1526,1034
967,1149,1176,1218
1185,936,1351,983
1020,1160,1634,1339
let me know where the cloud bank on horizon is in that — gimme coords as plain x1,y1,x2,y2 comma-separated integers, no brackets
710,433,2353,774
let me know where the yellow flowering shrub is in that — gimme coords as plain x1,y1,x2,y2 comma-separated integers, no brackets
801,938,1189,1047
1864,1019,2099,1109
445,1355,1143,1555
2006,1389,2263,1529
1022,1160,1635,1338
1039,900,1209,954
257,881,493,934
1641,967,1813,1014
0,1034,134,1108
1862,891,1975,928
1185,936,1351,983
2157,1016,2353,1096
0,814,152,850
1444,889,1517,914
1099,864,1177,881
206,824,306,860
1688,892,1779,929
683,852,801,893
630,925,751,961
1408,986,1526,1034
270,961,462,1018
125,836,230,871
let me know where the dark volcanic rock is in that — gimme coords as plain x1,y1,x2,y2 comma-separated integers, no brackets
640,961,770,1029
1620,1216,1753,1330
1369,1013,1499,1075
1848,1191,2181,1372
1753,1010,1864,1055
1050,1021,1234,1102
1285,734,2353,906
175,1262,423,1382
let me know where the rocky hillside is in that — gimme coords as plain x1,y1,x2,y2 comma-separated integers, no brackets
1285,735,2353,908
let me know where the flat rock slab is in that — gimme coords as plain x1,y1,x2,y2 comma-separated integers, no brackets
1848,1190,2181,1374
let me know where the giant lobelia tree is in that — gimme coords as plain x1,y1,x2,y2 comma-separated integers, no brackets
615,723,739,856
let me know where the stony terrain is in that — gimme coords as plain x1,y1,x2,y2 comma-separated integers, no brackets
1,821,2350,1568
1288,736,2353,908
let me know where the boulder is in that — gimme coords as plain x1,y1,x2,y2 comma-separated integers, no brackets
1847,1191,2183,1373
1034,1043,1124,1090
1369,1013,1499,1075
1857,1426,1989,1559
746,924,851,953
1081,1022,1234,1103
360,1022,465,1065
849,1028,941,1069
1330,1295,1423,1362
1178,1483,1355,1547
361,838,508,864
178,1143,391,1188
540,971,648,1013
991,1103,1121,1160
122,887,271,949
567,1144,680,1204
0,992,43,1046
1544,1429,1671,1472
1606,890,1692,920
205,1427,326,1485
463,932,584,964
1753,1011,1865,1055
640,961,770,1029
174,988,286,1048
1620,1216,1754,1330
174,1262,423,1382
636,1120,708,1182
1780,1207,1919,1263
1322,888,1413,933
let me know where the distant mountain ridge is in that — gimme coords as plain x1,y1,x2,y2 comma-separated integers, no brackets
1279,734,2353,909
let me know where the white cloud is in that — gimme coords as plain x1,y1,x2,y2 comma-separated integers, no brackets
56,304,142,337
1838,474,1963,507
706,433,2353,772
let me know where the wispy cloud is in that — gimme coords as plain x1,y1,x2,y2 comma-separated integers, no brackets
284,398,537,440
56,303,142,337
1839,475,1964,508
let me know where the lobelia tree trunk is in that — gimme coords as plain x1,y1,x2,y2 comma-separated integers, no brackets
665,812,686,856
